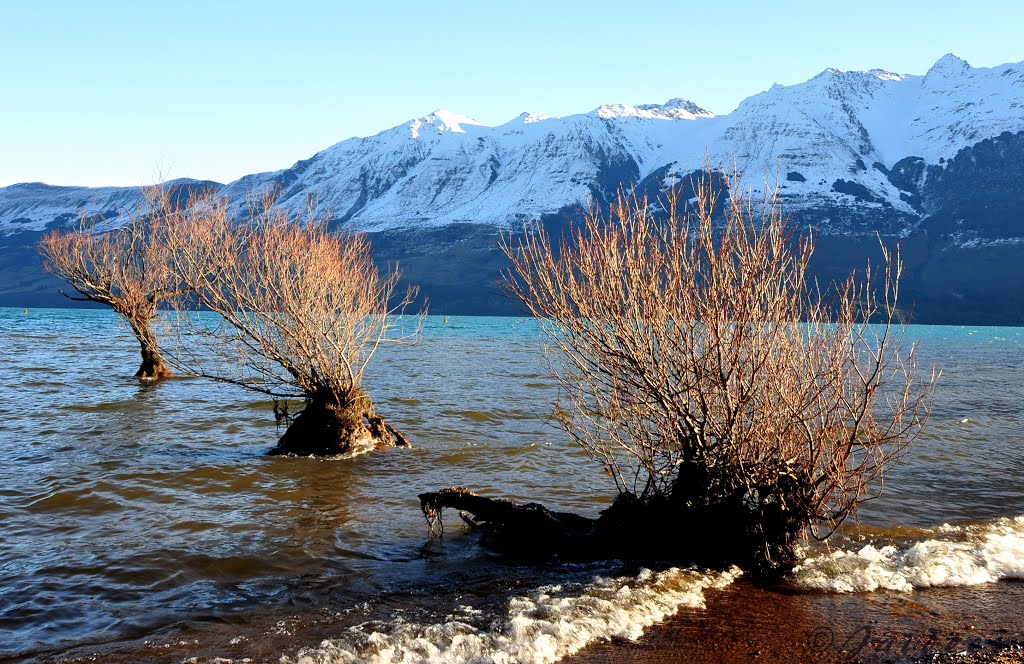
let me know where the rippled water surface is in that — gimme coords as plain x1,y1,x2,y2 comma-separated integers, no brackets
0,308,1022,663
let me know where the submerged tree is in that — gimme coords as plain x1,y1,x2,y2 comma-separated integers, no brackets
421,172,936,571
38,186,190,379
166,191,421,456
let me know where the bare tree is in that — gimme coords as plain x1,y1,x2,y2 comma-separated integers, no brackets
498,171,936,569
166,191,421,456
38,186,190,379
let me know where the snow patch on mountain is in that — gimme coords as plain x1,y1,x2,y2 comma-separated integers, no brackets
409,109,487,138
593,98,713,121
0,183,144,234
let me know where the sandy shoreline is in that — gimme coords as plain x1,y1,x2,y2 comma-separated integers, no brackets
568,578,1024,664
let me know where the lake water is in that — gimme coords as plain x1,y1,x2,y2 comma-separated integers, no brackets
1,308,1022,663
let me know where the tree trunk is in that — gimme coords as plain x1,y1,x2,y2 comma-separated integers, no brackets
269,396,410,457
417,484,805,573
419,487,598,556
130,323,173,380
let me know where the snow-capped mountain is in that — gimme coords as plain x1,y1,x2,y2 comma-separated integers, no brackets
3,54,1024,323
215,102,710,232
3,54,1022,236
207,53,1023,236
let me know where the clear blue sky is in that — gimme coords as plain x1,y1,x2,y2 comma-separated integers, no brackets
2,0,1021,188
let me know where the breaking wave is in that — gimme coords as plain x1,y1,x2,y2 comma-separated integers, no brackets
286,566,740,664
790,515,1024,592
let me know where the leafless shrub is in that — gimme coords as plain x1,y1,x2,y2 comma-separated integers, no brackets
38,186,193,379
166,190,422,456
502,170,936,568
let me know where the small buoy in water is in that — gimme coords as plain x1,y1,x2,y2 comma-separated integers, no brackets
22,309,28,314
443,315,448,323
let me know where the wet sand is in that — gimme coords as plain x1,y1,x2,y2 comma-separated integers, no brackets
570,579,1024,664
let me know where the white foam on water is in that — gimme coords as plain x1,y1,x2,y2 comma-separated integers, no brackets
283,566,740,664
790,515,1024,593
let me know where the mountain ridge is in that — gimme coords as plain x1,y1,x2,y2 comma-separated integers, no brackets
2,54,1023,324
3,54,1022,237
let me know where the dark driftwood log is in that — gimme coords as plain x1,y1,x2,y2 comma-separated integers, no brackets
417,485,796,572
418,487,597,556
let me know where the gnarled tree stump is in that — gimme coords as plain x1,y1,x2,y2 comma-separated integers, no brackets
418,484,800,573
270,399,410,457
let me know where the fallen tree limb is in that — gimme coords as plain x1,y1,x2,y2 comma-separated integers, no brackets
418,487,597,555
417,485,790,572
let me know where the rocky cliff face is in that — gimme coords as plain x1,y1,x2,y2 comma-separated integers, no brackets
3,55,1023,323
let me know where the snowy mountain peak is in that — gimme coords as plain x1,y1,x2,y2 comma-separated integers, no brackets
508,111,556,124
519,112,554,124
592,103,641,119
815,66,864,81
927,53,971,77
810,65,903,83
637,98,713,119
867,68,904,81
409,109,485,138
592,99,711,121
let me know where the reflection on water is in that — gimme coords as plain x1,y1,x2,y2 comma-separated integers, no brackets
0,309,1022,662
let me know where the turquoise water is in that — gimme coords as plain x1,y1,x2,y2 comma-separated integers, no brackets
0,308,1021,662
